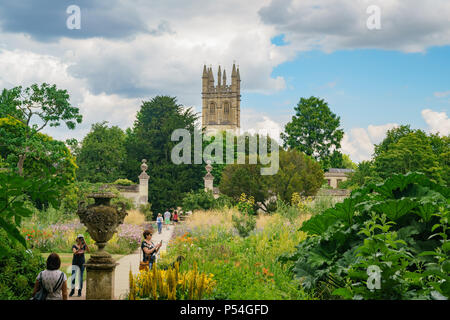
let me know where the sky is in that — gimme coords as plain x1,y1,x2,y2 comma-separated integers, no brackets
0,0,449,163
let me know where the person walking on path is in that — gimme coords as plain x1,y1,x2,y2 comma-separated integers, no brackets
173,210,179,224
164,209,171,230
70,234,90,297
32,253,68,300
141,230,162,270
156,213,163,234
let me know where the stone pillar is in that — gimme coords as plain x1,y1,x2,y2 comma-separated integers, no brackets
139,159,149,205
85,263,116,300
203,160,214,192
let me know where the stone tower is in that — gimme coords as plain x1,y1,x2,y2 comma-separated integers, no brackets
202,64,241,133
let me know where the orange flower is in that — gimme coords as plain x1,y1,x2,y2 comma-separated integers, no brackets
254,262,262,267
234,261,241,267
262,268,269,275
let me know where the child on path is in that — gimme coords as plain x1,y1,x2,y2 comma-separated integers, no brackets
164,209,171,230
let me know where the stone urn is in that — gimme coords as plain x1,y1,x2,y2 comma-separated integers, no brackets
77,192,128,299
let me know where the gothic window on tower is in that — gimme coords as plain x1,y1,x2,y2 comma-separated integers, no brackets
209,103,216,124
223,102,230,123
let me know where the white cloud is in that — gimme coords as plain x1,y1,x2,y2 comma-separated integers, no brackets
341,123,399,162
241,110,283,143
259,0,450,53
422,109,450,135
0,48,141,141
434,91,450,98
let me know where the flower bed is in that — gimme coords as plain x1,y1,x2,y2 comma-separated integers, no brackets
21,220,143,255
159,211,312,300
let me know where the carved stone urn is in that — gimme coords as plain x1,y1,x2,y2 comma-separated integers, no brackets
77,192,128,299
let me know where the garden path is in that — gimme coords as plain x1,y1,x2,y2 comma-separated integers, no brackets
114,223,175,299
68,223,176,300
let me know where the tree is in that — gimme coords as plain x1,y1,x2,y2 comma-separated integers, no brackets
267,149,324,202
219,160,269,211
0,84,82,175
123,96,204,213
326,150,357,170
373,127,448,185
281,96,344,166
219,149,324,211
76,122,127,183
0,84,80,243
338,160,381,189
0,116,77,190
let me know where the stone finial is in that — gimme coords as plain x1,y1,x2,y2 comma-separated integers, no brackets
205,160,213,175
204,160,214,192
139,159,149,180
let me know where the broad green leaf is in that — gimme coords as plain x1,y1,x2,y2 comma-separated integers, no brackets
372,198,417,220
0,216,27,248
332,288,353,299
300,212,338,235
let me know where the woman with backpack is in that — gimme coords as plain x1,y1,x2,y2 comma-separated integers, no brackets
32,253,68,300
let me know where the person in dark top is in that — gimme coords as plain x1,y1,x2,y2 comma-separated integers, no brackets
141,230,162,270
70,234,90,297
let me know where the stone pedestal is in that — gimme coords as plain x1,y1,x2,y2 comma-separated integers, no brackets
85,246,119,299
85,263,117,300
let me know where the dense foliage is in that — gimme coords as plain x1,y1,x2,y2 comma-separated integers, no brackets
219,149,323,211
123,96,204,213
76,122,127,183
280,172,449,299
0,230,45,300
181,190,234,212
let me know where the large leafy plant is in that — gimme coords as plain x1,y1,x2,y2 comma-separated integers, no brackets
280,172,449,299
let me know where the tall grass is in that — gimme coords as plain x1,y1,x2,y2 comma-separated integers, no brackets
161,208,313,300
124,209,146,225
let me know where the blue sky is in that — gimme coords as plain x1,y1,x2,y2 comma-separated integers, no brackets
247,46,450,131
0,0,449,162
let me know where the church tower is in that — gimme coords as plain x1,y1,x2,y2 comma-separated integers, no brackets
202,64,241,133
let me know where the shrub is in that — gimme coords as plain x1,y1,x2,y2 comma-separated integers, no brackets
114,179,136,186
232,213,256,238
182,190,216,212
280,172,450,300
0,230,45,300
139,203,153,221
232,193,256,237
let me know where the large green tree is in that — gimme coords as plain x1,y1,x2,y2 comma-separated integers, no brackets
0,83,80,251
373,127,448,185
76,122,127,183
0,84,82,175
124,96,204,213
281,96,344,168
